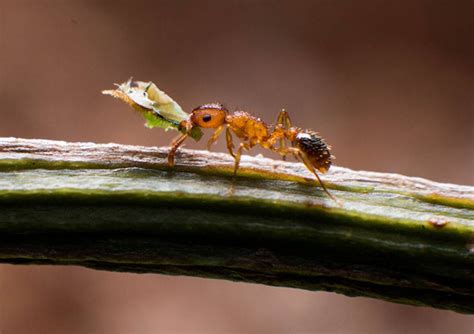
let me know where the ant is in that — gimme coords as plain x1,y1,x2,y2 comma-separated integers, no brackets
169,103,338,202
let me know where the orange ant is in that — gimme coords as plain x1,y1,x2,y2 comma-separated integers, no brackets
169,103,337,202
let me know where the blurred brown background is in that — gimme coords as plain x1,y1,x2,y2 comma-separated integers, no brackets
1,0,473,333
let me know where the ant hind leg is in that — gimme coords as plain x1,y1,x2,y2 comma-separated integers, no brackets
274,146,340,205
276,109,292,129
275,109,293,161
295,149,340,205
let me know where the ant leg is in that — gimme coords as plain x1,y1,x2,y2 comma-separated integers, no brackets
168,133,189,167
225,126,236,158
275,109,293,161
233,142,251,177
293,148,340,204
280,132,287,162
207,125,224,151
276,109,292,128
273,146,340,204
279,113,301,161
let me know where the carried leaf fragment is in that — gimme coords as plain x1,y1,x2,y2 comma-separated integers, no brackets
102,79,203,140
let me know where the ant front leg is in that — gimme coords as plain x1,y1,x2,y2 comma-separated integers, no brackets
207,125,224,151
168,132,189,167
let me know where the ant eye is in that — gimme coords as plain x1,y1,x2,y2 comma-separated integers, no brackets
202,114,212,122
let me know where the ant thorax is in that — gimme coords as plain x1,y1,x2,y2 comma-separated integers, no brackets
226,111,270,145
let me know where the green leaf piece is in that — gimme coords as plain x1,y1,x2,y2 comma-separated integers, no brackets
103,79,203,141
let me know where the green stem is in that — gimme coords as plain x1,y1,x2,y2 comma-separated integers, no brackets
0,137,473,313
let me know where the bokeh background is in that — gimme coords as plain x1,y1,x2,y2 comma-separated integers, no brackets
1,0,473,333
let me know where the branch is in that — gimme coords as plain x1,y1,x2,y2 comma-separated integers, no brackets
0,137,473,313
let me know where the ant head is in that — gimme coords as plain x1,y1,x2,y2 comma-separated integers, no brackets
190,103,228,128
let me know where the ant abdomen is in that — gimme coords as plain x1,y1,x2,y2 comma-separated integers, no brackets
295,130,332,173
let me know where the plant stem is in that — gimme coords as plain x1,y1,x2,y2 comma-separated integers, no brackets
0,137,473,313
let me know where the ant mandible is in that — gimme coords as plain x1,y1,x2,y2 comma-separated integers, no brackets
169,103,337,202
